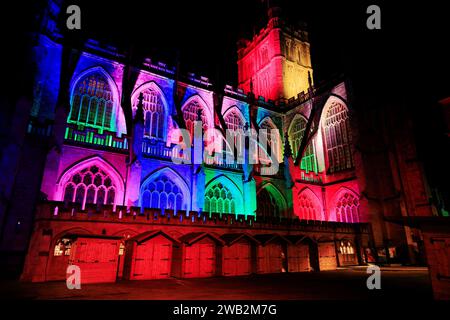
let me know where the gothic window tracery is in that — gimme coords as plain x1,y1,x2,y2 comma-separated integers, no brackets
259,118,280,163
133,87,165,139
224,109,244,131
298,191,321,220
339,240,355,255
204,183,235,216
182,100,208,141
62,165,116,207
289,116,318,173
69,73,114,132
339,240,356,264
141,174,185,213
335,192,360,223
323,102,353,173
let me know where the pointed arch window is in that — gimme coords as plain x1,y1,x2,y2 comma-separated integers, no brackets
339,240,355,255
261,47,269,66
133,87,165,139
257,188,280,218
298,191,321,220
141,174,185,214
69,73,115,132
259,118,280,163
289,116,318,174
224,109,244,131
323,102,353,173
62,165,116,207
335,192,360,223
204,183,235,216
182,100,208,141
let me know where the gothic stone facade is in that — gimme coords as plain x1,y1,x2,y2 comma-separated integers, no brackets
14,6,433,283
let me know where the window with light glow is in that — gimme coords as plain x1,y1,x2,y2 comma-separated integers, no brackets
118,242,125,256
62,165,116,207
339,240,355,255
69,73,114,132
289,116,318,173
133,87,165,139
53,238,72,256
204,183,235,216
336,192,360,223
323,102,353,173
339,240,356,264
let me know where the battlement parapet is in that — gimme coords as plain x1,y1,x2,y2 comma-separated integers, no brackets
37,201,370,234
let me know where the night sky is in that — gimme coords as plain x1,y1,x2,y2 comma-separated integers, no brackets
68,0,449,102
4,0,449,103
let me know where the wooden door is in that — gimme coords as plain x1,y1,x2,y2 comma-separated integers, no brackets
184,238,216,278
133,235,172,279
288,244,310,272
223,241,251,276
318,242,337,271
70,238,119,284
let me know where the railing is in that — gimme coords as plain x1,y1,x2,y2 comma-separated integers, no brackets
300,170,322,183
142,139,243,170
142,139,176,159
204,153,243,170
64,124,129,152
254,162,285,178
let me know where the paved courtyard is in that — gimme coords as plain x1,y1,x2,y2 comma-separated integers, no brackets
1,267,432,300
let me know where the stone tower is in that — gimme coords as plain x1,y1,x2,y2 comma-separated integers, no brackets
237,6,313,101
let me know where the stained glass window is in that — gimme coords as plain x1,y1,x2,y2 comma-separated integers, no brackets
204,183,235,216
62,165,116,207
336,193,360,223
224,110,244,131
141,174,184,213
182,100,208,141
324,102,353,173
289,116,318,173
133,87,165,139
69,73,114,132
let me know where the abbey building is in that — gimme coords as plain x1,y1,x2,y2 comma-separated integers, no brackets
0,2,435,282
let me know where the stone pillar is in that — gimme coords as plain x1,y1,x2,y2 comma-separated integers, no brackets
126,93,144,208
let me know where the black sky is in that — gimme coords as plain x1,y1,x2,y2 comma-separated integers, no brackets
67,0,449,104
3,0,450,103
